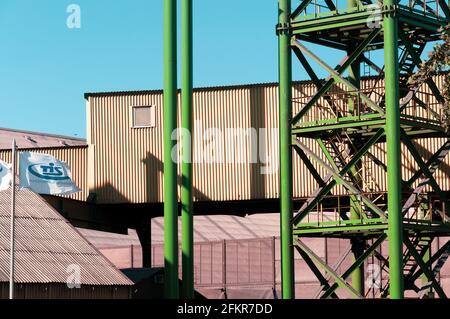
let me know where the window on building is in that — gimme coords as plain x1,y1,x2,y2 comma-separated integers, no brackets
132,106,155,128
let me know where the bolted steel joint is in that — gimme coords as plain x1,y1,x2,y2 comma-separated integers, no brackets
276,22,292,36
382,4,398,18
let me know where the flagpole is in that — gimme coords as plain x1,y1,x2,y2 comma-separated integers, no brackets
9,139,16,300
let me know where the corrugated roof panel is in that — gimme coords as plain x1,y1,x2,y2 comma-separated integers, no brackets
0,189,133,286
0,128,86,151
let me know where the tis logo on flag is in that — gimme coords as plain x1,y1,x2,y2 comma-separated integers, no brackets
19,152,80,195
28,163,71,181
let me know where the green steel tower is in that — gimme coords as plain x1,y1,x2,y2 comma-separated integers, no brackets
278,0,450,299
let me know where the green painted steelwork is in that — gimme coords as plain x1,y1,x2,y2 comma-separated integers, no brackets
181,0,194,299
295,239,363,298
278,0,295,299
292,129,385,226
291,28,382,125
163,0,179,299
383,0,404,299
279,0,450,300
320,234,388,298
404,237,447,298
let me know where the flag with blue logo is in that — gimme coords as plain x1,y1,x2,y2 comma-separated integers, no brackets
19,152,80,195
0,160,12,191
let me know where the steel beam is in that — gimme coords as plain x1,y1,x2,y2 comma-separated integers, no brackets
278,0,295,299
163,0,179,299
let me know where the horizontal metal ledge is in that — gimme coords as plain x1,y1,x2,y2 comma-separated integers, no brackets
291,115,447,137
293,220,450,236
289,7,446,36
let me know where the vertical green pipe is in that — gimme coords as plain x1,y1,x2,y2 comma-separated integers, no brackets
348,60,365,296
347,0,365,297
278,0,294,299
181,0,194,299
164,0,179,299
383,0,404,299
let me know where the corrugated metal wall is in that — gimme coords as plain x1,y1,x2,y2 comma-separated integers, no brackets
0,283,131,299
0,146,88,201
100,236,450,299
86,75,450,204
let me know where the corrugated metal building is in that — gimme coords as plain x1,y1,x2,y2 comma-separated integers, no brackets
1,75,449,298
83,75,450,204
1,77,448,206
0,188,133,299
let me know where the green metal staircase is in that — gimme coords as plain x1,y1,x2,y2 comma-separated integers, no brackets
277,0,450,299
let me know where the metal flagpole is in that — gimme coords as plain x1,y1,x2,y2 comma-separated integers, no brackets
9,139,17,300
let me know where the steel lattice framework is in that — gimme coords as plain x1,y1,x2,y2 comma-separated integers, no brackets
277,0,450,299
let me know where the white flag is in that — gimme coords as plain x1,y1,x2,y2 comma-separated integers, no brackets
0,160,12,191
19,152,80,195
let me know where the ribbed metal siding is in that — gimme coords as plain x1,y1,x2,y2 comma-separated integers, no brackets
0,146,88,201
87,75,450,203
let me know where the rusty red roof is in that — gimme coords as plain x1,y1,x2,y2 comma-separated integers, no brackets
0,188,132,286
0,127,86,151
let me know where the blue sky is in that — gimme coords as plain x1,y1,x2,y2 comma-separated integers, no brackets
0,1,393,138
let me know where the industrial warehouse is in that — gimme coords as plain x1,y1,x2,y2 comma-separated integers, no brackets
1,0,450,302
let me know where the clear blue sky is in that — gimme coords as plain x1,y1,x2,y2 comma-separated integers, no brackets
0,1,375,138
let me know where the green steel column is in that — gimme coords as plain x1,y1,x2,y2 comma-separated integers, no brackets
164,0,179,299
347,0,365,296
348,65,365,295
383,0,404,299
181,0,194,299
278,0,294,299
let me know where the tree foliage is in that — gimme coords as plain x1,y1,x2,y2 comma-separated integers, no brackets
408,25,450,131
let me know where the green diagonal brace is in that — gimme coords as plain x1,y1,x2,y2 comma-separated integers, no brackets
401,129,445,199
292,39,384,116
294,245,339,298
408,240,450,283
321,233,387,299
292,28,382,125
293,47,339,114
295,239,363,299
407,139,450,187
292,129,385,225
439,0,450,18
298,141,386,219
317,138,341,172
404,237,447,298
291,0,313,20
411,96,441,121
293,144,326,187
